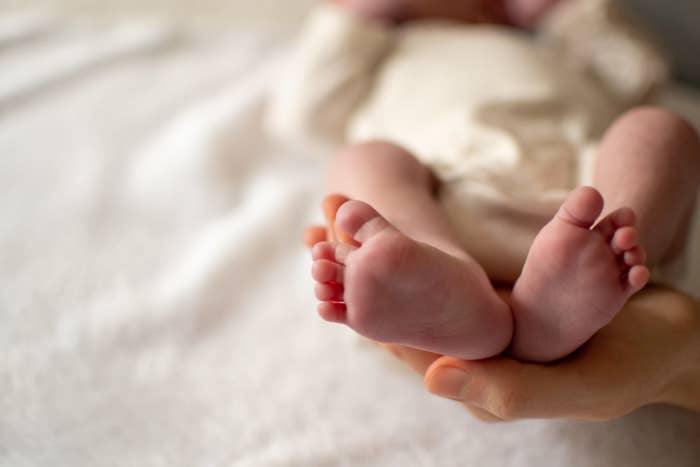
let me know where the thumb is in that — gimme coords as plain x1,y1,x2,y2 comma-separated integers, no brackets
424,356,607,420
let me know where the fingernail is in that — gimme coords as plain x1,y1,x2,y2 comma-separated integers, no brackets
428,366,469,401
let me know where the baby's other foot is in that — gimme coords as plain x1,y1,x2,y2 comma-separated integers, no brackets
510,187,650,362
310,196,512,359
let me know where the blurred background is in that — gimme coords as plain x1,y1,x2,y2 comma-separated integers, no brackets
618,0,700,86
3,0,698,86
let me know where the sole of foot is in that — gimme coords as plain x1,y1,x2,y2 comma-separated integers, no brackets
310,195,512,359
510,186,649,362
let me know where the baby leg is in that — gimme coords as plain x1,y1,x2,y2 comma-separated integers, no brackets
593,107,700,266
326,141,469,258
510,107,700,362
311,141,513,359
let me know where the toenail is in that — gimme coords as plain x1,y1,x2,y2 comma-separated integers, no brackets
428,366,469,401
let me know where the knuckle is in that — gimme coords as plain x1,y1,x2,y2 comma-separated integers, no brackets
484,385,526,420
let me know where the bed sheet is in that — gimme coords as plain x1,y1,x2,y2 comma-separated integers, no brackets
1,8,700,467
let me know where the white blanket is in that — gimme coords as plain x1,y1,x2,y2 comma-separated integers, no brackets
2,6,700,467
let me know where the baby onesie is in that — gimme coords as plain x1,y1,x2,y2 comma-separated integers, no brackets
268,0,676,281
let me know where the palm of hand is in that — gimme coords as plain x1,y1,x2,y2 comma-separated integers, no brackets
386,287,700,421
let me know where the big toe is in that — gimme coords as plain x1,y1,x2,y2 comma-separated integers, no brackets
322,194,359,246
335,200,393,243
556,186,605,229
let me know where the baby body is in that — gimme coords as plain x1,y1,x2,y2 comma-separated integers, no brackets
269,0,700,362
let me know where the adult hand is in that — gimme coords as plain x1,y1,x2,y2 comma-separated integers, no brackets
387,286,700,421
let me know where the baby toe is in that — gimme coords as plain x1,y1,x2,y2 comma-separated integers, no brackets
594,217,615,240
626,265,650,293
557,186,604,229
315,282,344,302
623,247,647,267
594,207,636,240
322,194,360,246
312,241,336,261
312,259,345,284
612,226,638,254
311,241,356,264
336,200,394,243
609,207,636,228
322,194,351,222
318,301,347,323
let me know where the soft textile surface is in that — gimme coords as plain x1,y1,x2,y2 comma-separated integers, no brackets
2,6,700,467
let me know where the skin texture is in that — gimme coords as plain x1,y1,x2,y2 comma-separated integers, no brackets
422,287,700,421
311,188,648,361
593,108,700,266
508,186,649,361
312,196,514,359
306,228,700,420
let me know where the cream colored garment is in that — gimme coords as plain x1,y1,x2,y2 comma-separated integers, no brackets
268,0,670,281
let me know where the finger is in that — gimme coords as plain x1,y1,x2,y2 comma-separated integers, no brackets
322,194,360,246
425,356,615,421
303,225,327,249
381,344,442,375
322,195,346,243
464,405,504,423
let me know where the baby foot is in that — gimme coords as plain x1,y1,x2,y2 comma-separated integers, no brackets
303,194,360,249
310,196,513,359
510,186,650,362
